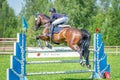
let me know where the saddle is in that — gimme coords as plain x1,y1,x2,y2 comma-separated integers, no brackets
52,24,71,34
47,24,71,44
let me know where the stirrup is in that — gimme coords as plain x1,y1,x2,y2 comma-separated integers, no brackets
46,33,51,37
48,34,52,38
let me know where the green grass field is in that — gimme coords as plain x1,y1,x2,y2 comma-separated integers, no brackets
0,54,120,80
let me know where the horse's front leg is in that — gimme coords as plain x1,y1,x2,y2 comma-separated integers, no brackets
36,36,43,48
40,35,52,49
45,41,52,49
36,35,48,48
36,35,48,40
37,39,41,47
39,35,49,41
36,35,52,49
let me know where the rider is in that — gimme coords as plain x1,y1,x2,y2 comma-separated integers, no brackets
48,8,68,37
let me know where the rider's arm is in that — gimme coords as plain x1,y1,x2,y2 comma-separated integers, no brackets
49,14,54,23
49,13,64,23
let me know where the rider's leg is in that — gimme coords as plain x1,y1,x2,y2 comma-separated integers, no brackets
48,17,68,37
53,17,68,25
48,24,54,37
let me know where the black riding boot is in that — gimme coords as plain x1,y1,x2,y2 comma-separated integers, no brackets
48,24,54,38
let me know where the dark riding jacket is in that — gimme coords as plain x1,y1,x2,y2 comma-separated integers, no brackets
49,13,66,23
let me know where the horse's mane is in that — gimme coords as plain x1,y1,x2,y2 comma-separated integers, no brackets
39,14,50,19
43,14,50,19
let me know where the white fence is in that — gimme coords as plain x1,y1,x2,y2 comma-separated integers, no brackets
27,46,120,54
0,44,120,55
27,46,120,58
0,38,16,54
104,46,120,55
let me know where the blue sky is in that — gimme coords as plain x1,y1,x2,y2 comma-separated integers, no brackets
7,0,25,15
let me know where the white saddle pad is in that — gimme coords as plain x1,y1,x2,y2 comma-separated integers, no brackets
58,24,71,28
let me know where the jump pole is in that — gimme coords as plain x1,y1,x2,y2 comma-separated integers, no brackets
6,18,110,79
7,33,110,79
7,17,28,80
92,33,110,78
26,33,110,78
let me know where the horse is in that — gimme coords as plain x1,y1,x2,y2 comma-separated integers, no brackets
34,14,91,68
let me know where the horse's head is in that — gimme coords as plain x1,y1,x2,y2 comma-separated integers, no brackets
34,14,50,31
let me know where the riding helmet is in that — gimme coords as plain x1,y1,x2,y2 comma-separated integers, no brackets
49,8,56,13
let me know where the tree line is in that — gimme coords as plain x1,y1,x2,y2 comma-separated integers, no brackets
0,0,120,46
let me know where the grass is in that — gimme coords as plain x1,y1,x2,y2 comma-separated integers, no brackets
0,55,10,80
0,54,120,80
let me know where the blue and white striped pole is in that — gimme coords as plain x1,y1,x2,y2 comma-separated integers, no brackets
92,33,110,78
7,17,28,80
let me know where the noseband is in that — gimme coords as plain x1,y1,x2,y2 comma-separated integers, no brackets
35,14,51,29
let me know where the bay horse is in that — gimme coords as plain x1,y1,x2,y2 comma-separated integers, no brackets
34,14,91,68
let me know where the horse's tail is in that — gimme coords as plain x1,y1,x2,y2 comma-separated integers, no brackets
78,29,91,65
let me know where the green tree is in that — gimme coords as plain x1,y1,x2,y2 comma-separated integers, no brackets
20,0,49,19
54,0,96,29
19,0,51,46
0,0,18,37
90,0,120,45
19,0,120,46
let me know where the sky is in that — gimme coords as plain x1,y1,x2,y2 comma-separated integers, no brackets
7,0,25,15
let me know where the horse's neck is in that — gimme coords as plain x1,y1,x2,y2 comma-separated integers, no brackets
41,15,50,34
42,27,49,35
43,23,50,28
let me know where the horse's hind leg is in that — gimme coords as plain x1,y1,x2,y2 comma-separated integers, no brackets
77,47,85,67
83,46,91,68
67,43,84,67
78,40,87,66
83,35,91,68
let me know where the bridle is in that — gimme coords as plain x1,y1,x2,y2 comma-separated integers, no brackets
35,15,50,28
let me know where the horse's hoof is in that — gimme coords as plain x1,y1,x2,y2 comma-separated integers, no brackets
82,63,85,67
38,45,43,49
41,47,44,49
36,36,40,40
80,62,85,67
46,44,52,49
86,64,91,69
